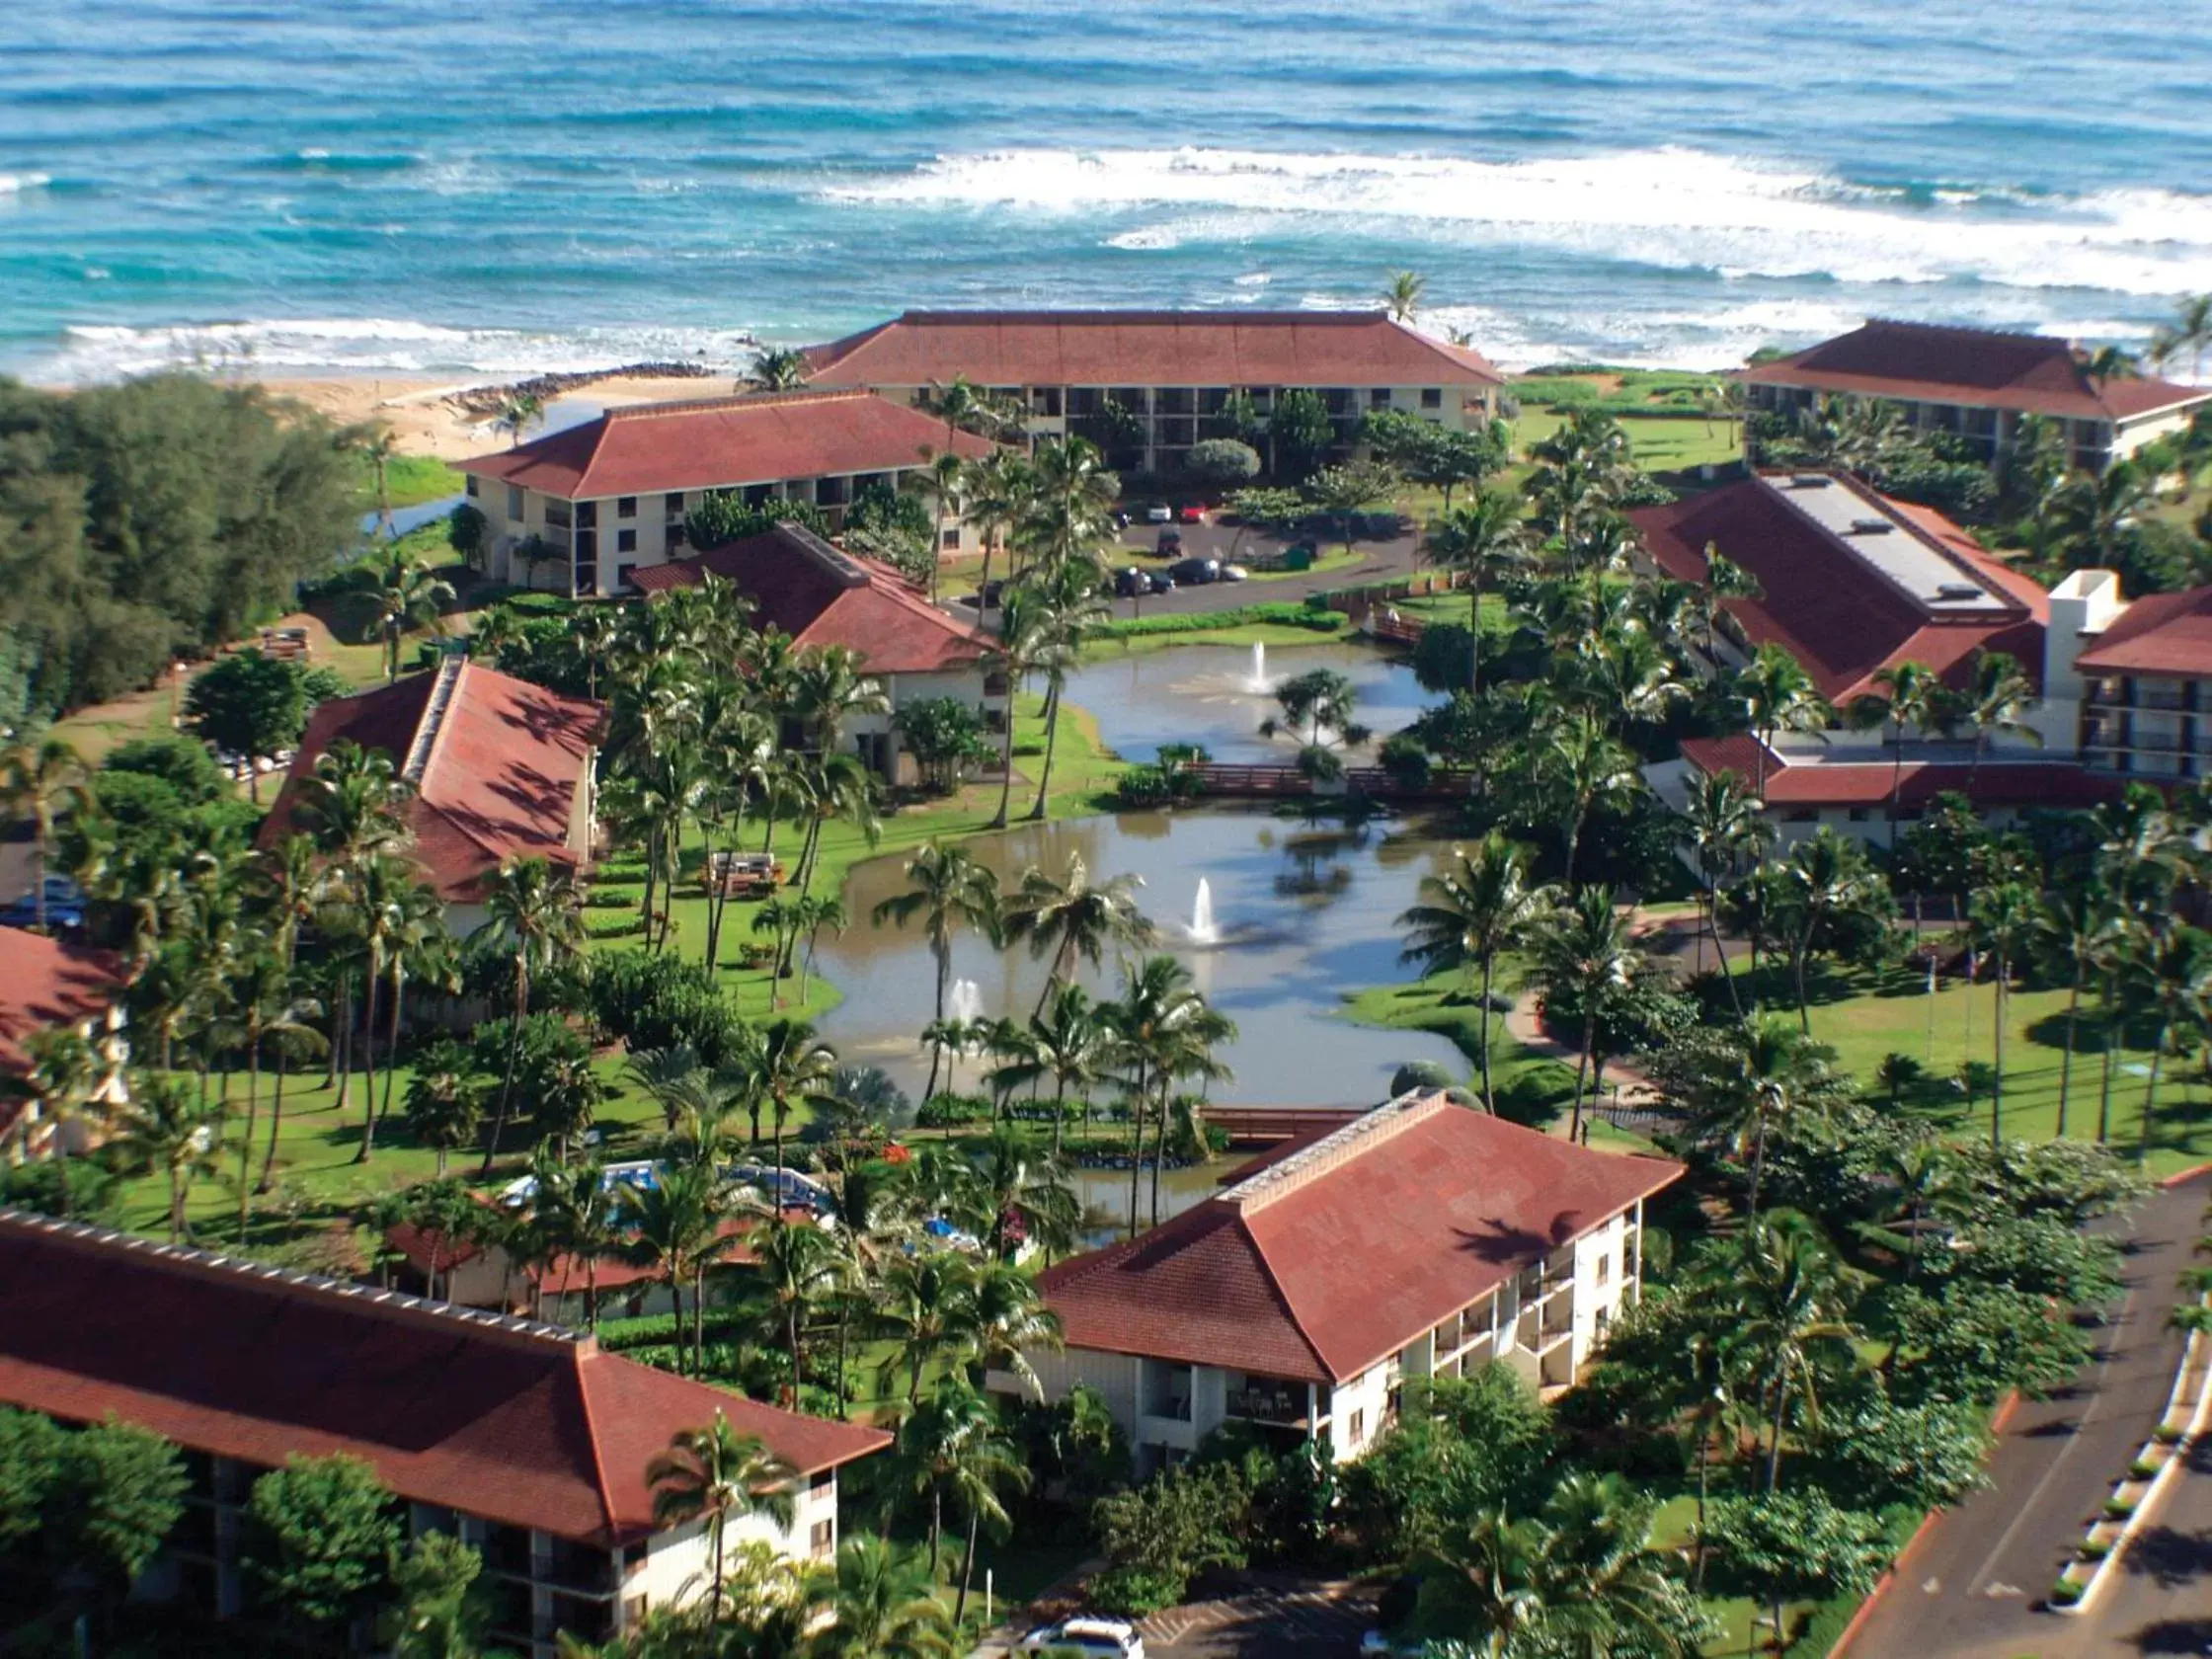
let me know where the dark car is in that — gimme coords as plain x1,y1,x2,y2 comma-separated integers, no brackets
1113,567,1149,598
1154,526,1183,556
1166,556,1220,586
0,876,87,932
979,579,1006,609
1147,571,1176,593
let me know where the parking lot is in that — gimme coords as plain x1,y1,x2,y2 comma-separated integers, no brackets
1136,1578,1377,1656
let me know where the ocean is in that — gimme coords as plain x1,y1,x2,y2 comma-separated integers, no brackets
5,0,2212,383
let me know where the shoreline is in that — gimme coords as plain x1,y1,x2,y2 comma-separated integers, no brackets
233,367,757,460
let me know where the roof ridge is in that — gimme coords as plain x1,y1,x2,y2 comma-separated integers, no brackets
891,307,1395,325
569,1347,623,1541
0,1207,583,1352
1821,473,2019,611
401,655,467,785
601,388,868,422
1222,1091,1449,1213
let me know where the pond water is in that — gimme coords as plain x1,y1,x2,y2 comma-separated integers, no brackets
812,805,1468,1108
1058,641,1432,764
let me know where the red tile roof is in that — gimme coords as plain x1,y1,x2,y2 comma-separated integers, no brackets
2074,586,2212,678
804,309,1503,391
1629,473,2047,706
459,390,991,501
1039,1095,1680,1384
632,525,991,674
1739,319,2210,424
0,1211,887,1544
1679,735,2123,810
259,661,605,902
0,928,123,1077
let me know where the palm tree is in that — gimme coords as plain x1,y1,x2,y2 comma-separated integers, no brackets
344,851,418,1163
626,1161,728,1376
1679,767,1771,1009
1968,881,2042,1148
749,346,812,391
2126,925,2212,1164
358,424,401,541
470,856,585,1173
1531,887,1637,1142
402,1051,479,1178
1954,650,2041,793
988,586,1060,829
755,1215,842,1408
1732,644,1832,798
1105,954,1231,1232
648,1412,798,1628
1396,831,1546,1107
531,1152,627,1330
893,1377,1029,1620
1425,491,1527,698
1699,1217,1861,1492
1773,829,1890,1031
14,1028,107,1208
1686,1013,1841,1218
870,842,999,1097
113,1073,226,1243
225,951,324,1237
874,1250,980,1406
1534,712,1639,886
2037,884,2114,1140
815,1535,955,1659
1023,558,1110,821
1001,852,1155,1016
1381,269,1429,323
356,552,457,682
753,1017,839,1174
2,738,87,933
1856,659,1943,848
990,983,1112,1156
905,450,968,603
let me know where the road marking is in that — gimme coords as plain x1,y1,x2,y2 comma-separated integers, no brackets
1965,1281,2137,1593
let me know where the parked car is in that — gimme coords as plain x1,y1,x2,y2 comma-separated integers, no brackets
0,875,86,932
1143,503,1173,524
1017,1617,1145,1658
979,579,1006,609
1178,503,1209,523
1155,526,1183,556
1219,562,1250,582
1147,571,1176,593
1113,567,1148,597
1167,556,1220,586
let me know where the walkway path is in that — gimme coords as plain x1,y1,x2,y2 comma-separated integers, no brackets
1839,1172,2210,1659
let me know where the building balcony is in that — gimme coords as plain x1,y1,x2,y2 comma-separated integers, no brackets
1225,1382,1309,1428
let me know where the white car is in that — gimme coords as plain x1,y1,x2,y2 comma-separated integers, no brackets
1144,503,1173,523
1017,1616,1146,1658
1219,563,1250,582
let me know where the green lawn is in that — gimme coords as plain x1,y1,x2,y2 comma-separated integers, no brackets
358,452,465,512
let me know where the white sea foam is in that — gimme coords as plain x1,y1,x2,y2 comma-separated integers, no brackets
32,318,758,385
0,173,52,195
823,145,2212,299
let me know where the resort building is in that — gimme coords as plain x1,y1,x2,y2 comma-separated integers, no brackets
1738,319,2212,473
1629,470,2117,839
259,659,605,933
459,390,994,596
0,928,128,1160
631,524,1005,786
1006,1093,1681,1474
802,309,1505,477
2051,574,2212,782
0,1211,888,1653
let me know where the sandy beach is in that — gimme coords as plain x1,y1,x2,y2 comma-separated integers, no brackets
254,372,755,459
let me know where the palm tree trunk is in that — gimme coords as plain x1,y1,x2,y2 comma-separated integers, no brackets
1693,1408,1712,1592
2057,971,2083,1140
1150,1090,1166,1227
694,1263,709,1377
1569,1016,1594,1143
955,1504,982,1624
1053,1077,1067,1157
928,1487,943,1576
1478,954,1497,1108
788,1301,804,1408
2097,975,2118,1143
377,962,405,1130
1028,679,1062,821
2139,1033,2168,1164
355,957,381,1163
1792,934,1813,1033
670,1275,686,1376
925,949,948,1098
991,692,1017,829
1710,878,1745,1018
1747,1111,1769,1218
1991,961,2007,1151
481,968,529,1175
259,1047,289,1193
238,1033,261,1242
1128,1066,1147,1238
167,1170,184,1243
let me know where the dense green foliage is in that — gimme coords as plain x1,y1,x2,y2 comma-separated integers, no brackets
0,374,361,717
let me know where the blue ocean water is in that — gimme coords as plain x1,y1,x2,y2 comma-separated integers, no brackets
4,0,2212,381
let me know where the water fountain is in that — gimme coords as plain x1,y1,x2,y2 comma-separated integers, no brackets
947,978,985,1026
1185,877,1222,946
1244,641,1272,694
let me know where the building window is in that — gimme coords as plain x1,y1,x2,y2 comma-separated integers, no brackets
1595,1307,1610,1338
1347,1409,1365,1447
616,564,636,592
1421,387,1443,409
616,529,637,554
1847,807,1870,823
577,501,597,529
665,492,684,514
809,1521,834,1559
616,496,637,518
1595,1253,1610,1286
941,527,960,551
667,523,688,550
1784,807,1817,823
1370,388,1392,409
465,475,479,498
507,485,524,518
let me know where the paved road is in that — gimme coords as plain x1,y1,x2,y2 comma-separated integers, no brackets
1841,1173,2210,1659
2093,1436,2212,1655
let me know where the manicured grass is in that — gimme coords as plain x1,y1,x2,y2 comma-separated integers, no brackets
1732,960,2212,1174
358,453,465,512
1510,406,1743,476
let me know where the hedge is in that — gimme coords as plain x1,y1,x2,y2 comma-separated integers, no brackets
1093,602,1345,640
